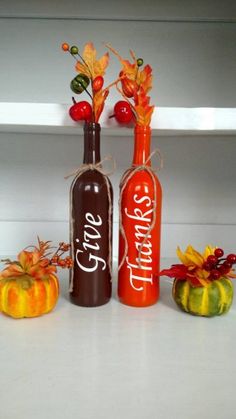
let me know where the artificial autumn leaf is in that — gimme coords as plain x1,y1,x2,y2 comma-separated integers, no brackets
93,88,109,122
134,87,154,126
203,245,217,260
0,263,24,279
76,42,109,80
176,245,203,268
138,65,153,94
106,44,136,78
160,264,188,279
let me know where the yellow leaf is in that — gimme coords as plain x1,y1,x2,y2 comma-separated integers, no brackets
76,42,109,80
176,246,190,265
177,245,204,267
18,250,33,271
203,245,216,260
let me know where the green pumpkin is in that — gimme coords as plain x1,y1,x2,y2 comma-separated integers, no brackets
172,277,233,317
70,73,90,94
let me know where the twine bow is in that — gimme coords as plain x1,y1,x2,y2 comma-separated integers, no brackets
118,148,163,271
65,155,116,292
65,155,116,179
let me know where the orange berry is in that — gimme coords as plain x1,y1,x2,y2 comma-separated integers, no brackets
61,42,69,51
59,259,66,268
66,260,73,269
62,244,70,252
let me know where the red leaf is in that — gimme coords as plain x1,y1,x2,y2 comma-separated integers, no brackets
160,264,188,279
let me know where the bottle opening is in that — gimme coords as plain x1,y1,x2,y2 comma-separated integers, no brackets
135,125,151,136
84,121,101,133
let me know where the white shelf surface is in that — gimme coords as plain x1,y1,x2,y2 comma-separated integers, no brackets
0,262,236,419
0,102,236,136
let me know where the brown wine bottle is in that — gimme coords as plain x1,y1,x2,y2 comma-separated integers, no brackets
69,122,113,306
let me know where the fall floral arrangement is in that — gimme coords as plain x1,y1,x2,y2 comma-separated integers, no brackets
107,45,154,126
62,42,154,126
0,238,72,318
62,42,118,123
160,245,235,317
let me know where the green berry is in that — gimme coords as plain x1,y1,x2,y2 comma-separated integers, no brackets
70,45,79,55
137,58,144,67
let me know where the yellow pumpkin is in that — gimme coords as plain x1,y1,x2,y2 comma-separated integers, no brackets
172,277,233,317
0,274,59,319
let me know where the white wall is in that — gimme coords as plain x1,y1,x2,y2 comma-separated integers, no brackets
0,132,235,259
0,18,235,106
0,0,235,20
0,4,236,260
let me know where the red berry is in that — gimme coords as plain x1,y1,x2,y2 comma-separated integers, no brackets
69,100,92,122
113,101,133,123
223,261,232,269
92,76,104,92
214,248,224,258
219,262,232,275
210,269,221,280
226,254,236,264
202,261,212,271
207,255,218,265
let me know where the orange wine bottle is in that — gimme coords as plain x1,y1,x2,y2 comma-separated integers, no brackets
118,124,162,307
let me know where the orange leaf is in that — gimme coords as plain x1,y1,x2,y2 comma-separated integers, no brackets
0,264,24,279
18,250,34,271
134,88,154,126
138,65,153,94
93,89,109,122
106,44,137,80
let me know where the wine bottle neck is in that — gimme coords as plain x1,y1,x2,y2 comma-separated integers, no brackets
83,122,101,164
132,125,151,166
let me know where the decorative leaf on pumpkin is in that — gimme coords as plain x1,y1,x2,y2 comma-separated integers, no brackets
160,264,188,279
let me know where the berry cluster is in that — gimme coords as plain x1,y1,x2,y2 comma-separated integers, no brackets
49,242,73,269
202,248,236,280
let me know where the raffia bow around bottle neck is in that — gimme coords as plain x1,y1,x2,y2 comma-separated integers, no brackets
119,125,163,271
65,122,115,292
65,155,116,180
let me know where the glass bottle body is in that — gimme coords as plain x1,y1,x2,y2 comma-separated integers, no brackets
118,125,162,307
69,122,113,307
